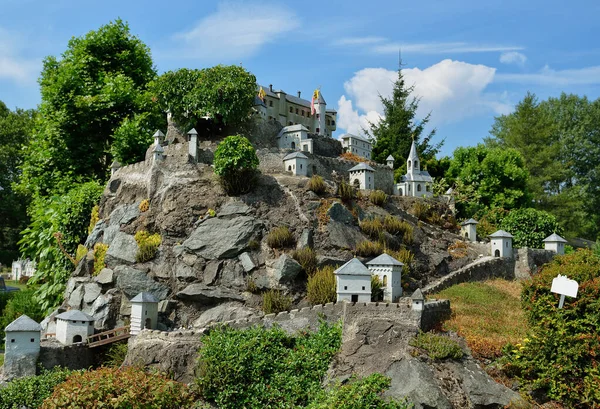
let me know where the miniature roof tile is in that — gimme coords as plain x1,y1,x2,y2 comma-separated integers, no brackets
386,155,395,161
366,253,404,266
131,292,159,303
340,133,371,143
278,124,309,136
56,310,94,322
187,128,198,135
543,233,567,243
5,315,42,332
461,218,479,226
153,130,165,137
283,152,308,161
489,230,514,239
408,139,419,162
334,258,371,276
411,288,424,301
348,163,375,172
152,144,164,153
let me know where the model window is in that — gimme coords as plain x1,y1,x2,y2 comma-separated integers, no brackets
31,338,35,342
426,185,430,192
344,286,348,290
332,120,335,126
362,286,365,290
269,100,273,107
296,108,299,114
417,184,422,192
302,110,305,116
316,128,320,133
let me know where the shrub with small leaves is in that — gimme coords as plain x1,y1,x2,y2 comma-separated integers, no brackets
0,367,73,409
266,226,295,249
338,180,355,203
409,332,463,360
292,247,318,275
87,205,100,235
307,175,327,195
360,218,384,239
355,240,384,257
134,230,162,263
246,278,258,293
307,265,337,305
371,275,383,302
75,244,88,265
213,134,259,195
104,341,128,368
262,289,292,314
410,201,430,221
93,243,109,276
369,190,387,206
138,198,150,212
383,216,414,245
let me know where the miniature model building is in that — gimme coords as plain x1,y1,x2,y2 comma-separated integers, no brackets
277,124,313,153
340,133,372,159
334,258,372,302
490,230,514,258
543,233,568,255
386,155,395,169
348,163,375,190
411,288,425,311
397,139,433,197
283,152,309,176
367,253,404,302
55,310,95,345
460,218,478,242
130,292,159,335
3,315,42,379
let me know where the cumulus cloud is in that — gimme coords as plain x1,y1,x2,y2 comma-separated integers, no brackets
173,2,299,61
337,59,510,137
0,27,39,84
500,51,527,66
496,64,600,86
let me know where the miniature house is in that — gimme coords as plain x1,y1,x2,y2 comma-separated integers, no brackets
153,129,165,146
152,143,164,163
340,133,372,159
411,288,425,311
334,258,372,303
397,140,433,197
366,254,404,302
489,230,514,258
187,128,198,162
543,233,568,255
348,163,375,190
55,310,95,345
130,292,159,335
110,160,121,176
283,151,309,176
4,315,42,378
386,155,395,169
277,124,313,153
460,218,478,242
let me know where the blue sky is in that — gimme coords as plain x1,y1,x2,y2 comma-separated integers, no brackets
1,0,599,156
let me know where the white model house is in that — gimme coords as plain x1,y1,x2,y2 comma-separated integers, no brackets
460,219,478,242
152,143,164,164
366,254,404,302
153,129,165,146
334,258,372,303
130,292,159,335
340,134,372,159
283,152,309,176
411,288,425,311
490,230,514,258
55,310,95,345
187,128,198,162
348,163,375,190
543,233,568,255
277,124,313,153
386,155,395,169
11,259,36,281
3,315,42,378
397,140,433,197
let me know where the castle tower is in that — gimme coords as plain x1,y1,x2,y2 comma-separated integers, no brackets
110,160,121,177
130,292,159,335
313,89,327,136
490,230,514,258
3,315,42,379
152,144,164,164
153,130,165,146
187,128,198,163
334,258,371,303
55,310,94,345
411,288,425,311
386,155,395,169
366,253,404,302
543,233,567,255
407,139,420,175
460,218,478,242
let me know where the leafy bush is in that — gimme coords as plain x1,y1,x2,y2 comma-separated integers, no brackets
41,367,198,409
307,265,337,305
371,275,383,301
0,289,45,348
409,332,464,360
105,341,128,368
213,135,259,195
502,249,600,406
360,218,384,239
196,320,342,408
0,367,73,409
87,205,99,235
262,290,292,314
355,240,384,257
134,231,161,263
337,180,355,203
292,247,317,275
266,226,295,249
307,373,410,409
111,112,163,165
499,207,563,248
369,190,387,206
307,175,327,195
93,243,108,275
139,198,149,212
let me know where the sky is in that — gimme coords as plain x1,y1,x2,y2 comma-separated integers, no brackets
1,0,599,156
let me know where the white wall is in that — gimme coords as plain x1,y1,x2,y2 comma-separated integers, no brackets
343,137,372,159
401,181,433,198
336,275,371,302
461,225,477,242
368,265,402,302
491,238,513,258
131,303,158,335
283,158,308,176
545,242,565,255
350,170,374,190
56,319,94,345
5,331,41,354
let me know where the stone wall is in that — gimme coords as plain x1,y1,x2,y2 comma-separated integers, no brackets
514,248,555,280
39,339,95,372
421,300,451,332
311,133,343,157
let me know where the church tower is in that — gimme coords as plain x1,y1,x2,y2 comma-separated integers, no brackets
407,138,420,174
313,89,327,136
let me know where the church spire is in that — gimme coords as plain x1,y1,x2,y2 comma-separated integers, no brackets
407,137,420,173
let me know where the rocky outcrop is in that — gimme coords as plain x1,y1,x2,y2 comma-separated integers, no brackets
105,232,138,267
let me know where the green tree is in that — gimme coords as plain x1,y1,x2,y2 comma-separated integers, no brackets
213,134,259,195
446,144,530,217
369,66,443,173
499,208,563,248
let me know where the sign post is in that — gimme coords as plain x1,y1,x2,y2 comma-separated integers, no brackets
550,275,579,309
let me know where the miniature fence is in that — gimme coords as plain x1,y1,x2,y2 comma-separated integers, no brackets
87,325,130,348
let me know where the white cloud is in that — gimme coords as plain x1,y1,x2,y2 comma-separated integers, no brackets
337,59,509,137
331,36,386,46
496,64,600,86
0,27,39,84
500,51,527,66
173,2,299,61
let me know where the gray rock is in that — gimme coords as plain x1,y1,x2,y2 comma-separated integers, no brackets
218,200,253,217
327,202,355,225
73,251,95,277
120,295,132,316
108,204,140,226
327,220,365,250
114,265,169,300
297,228,314,249
271,254,302,284
204,260,222,285
95,268,114,285
239,252,256,273
220,260,246,288
105,232,138,267
2,353,39,381
158,300,176,314
83,282,102,304
176,284,244,304
68,285,85,309
193,302,260,328
182,253,197,267
84,220,106,248
182,216,261,259
175,262,196,280
102,225,120,246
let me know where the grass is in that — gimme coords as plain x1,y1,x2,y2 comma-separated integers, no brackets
0,353,4,366
2,280,29,290
409,332,464,360
265,226,295,249
431,279,528,359
307,175,327,195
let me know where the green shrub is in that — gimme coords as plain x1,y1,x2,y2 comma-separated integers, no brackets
196,320,342,409
292,247,318,275
360,217,384,239
74,244,88,265
369,190,387,206
307,373,410,409
134,230,161,263
93,243,108,275
105,341,128,368
307,175,327,195
307,265,337,305
213,135,259,195
87,204,100,235
499,207,563,248
262,290,292,314
0,289,45,349
266,226,295,249
409,332,464,360
355,240,384,257
246,278,258,293
338,180,355,203
410,201,431,221
0,367,73,409
41,367,198,409
371,275,383,302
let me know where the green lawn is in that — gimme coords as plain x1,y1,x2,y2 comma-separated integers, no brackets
2,280,31,291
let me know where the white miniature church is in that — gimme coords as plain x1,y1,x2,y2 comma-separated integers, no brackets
348,163,375,190
366,254,404,302
130,292,159,335
490,230,514,258
543,233,568,255
55,310,95,345
396,140,433,197
334,258,372,302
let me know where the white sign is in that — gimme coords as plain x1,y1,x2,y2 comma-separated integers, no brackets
551,275,579,298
